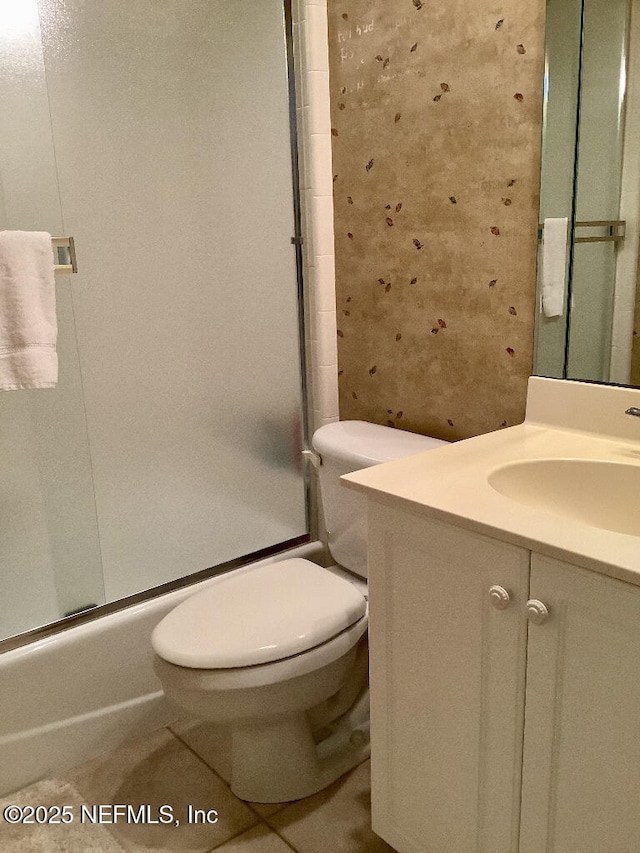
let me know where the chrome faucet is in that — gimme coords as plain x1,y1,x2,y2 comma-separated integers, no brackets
625,407,640,417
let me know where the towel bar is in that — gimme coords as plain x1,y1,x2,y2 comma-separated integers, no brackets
52,236,78,274
537,220,626,244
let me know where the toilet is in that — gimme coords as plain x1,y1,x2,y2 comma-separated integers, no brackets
152,420,446,803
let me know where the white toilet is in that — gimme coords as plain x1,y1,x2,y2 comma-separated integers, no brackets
152,420,446,803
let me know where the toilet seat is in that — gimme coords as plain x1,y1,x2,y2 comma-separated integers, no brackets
154,611,368,694
151,558,367,669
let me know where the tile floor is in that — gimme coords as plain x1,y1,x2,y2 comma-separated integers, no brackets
1,721,395,852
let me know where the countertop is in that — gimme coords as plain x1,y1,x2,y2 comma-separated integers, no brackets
343,388,640,586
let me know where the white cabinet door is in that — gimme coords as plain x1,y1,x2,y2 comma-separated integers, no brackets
520,554,640,852
368,503,530,853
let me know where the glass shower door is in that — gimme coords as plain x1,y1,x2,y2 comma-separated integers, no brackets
0,0,308,639
0,0,105,638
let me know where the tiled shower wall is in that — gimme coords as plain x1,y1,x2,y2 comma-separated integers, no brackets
328,1,547,441
292,0,340,432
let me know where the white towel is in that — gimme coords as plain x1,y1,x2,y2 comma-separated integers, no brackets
541,217,568,318
0,230,58,390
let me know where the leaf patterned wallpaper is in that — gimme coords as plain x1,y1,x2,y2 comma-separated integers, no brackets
328,0,546,440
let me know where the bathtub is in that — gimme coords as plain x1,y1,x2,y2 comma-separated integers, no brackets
0,541,324,797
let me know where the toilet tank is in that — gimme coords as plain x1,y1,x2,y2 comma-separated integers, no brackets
312,421,447,578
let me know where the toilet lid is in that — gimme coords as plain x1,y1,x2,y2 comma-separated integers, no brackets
151,558,367,669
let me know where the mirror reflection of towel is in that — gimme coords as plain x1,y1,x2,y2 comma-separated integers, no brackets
541,217,568,318
0,230,58,390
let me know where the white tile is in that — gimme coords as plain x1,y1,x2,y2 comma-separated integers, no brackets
315,311,339,367
300,187,316,262
314,364,339,419
290,0,306,25
303,69,330,110
310,195,336,257
304,4,330,72
313,306,337,344
296,120,311,191
308,133,335,197
309,254,337,313
307,87,332,135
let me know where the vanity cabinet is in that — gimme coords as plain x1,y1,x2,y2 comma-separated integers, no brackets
367,502,640,853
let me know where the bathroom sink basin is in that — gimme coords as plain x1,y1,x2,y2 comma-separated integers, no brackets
488,458,640,537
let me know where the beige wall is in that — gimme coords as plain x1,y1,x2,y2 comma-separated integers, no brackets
328,0,546,440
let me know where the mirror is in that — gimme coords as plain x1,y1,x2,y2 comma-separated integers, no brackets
534,0,640,386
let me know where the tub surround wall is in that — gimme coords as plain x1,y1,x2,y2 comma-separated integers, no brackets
292,0,341,430
328,0,546,440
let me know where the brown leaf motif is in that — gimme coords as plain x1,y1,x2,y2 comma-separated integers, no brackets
386,217,394,226
508,306,517,316
496,18,504,29
394,112,402,123
449,196,457,204
369,365,377,375
365,158,374,172
517,44,526,54
514,93,524,101
410,43,418,52
506,347,515,356
413,238,423,249
490,226,500,236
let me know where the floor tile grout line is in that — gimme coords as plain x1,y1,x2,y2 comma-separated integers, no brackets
269,824,301,852
166,726,234,789
167,728,301,852
166,726,303,850
206,818,273,851
206,818,301,852
166,726,293,822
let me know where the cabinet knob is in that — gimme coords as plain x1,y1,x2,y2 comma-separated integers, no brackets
526,599,550,625
489,585,511,610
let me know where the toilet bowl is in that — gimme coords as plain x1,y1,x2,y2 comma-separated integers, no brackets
152,421,447,802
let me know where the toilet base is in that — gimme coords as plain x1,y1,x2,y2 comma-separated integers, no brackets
230,689,370,803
